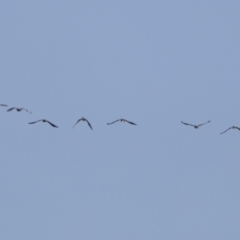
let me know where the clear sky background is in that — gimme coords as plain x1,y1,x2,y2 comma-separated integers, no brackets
1,1,240,239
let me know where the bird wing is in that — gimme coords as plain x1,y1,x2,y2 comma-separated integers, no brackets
85,119,93,130
46,120,58,128
107,119,120,125
125,119,137,125
220,127,232,134
197,120,211,127
0,104,7,107
181,121,195,127
22,108,32,113
72,119,82,128
7,107,15,112
29,120,42,124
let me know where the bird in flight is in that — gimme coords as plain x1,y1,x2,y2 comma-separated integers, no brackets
0,104,7,107
220,126,240,134
107,118,137,125
72,117,93,130
29,119,58,128
181,120,210,129
7,107,31,113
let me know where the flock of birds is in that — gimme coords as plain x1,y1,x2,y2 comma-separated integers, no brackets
1,104,239,134
0,104,137,129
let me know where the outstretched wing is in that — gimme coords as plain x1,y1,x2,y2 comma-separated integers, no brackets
46,120,58,128
72,119,82,128
7,107,15,112
29,120,42,124
85,119,93,130
181,121,195,127
125,119,137,125
197,120,211,127
0,104,7,107
21,108,32,114
220,127,232,134
107,119,120,125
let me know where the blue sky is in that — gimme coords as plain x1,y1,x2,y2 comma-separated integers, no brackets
1,1,240,239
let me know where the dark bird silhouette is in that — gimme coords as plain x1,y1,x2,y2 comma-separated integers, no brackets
107,118,137,125
0,104,7,107
29,119,58,128
220,126,240,134
7,107,31,113
72,117,93,130
181,120,210,129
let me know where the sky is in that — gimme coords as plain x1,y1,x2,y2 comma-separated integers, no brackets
1,1,240,239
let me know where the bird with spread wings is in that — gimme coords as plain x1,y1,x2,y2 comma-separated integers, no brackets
72,117,93,130
29,119,58,128
7,107,31,114
107,118,137,125
181,120,211,129
220,126,240,134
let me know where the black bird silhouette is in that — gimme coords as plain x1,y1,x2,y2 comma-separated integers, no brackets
220,126,240,134
181,120,210,129
107,118,137,125
29,119,58,128
72,117,93,130
0,104,7,107
7,107,31,113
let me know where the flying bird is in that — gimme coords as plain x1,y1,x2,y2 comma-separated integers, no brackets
29,119,58,128
181,120,210,129
107,118,137,125
7,107,31,113
0,104,7,107
220,126,240,134
72,117,93,130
